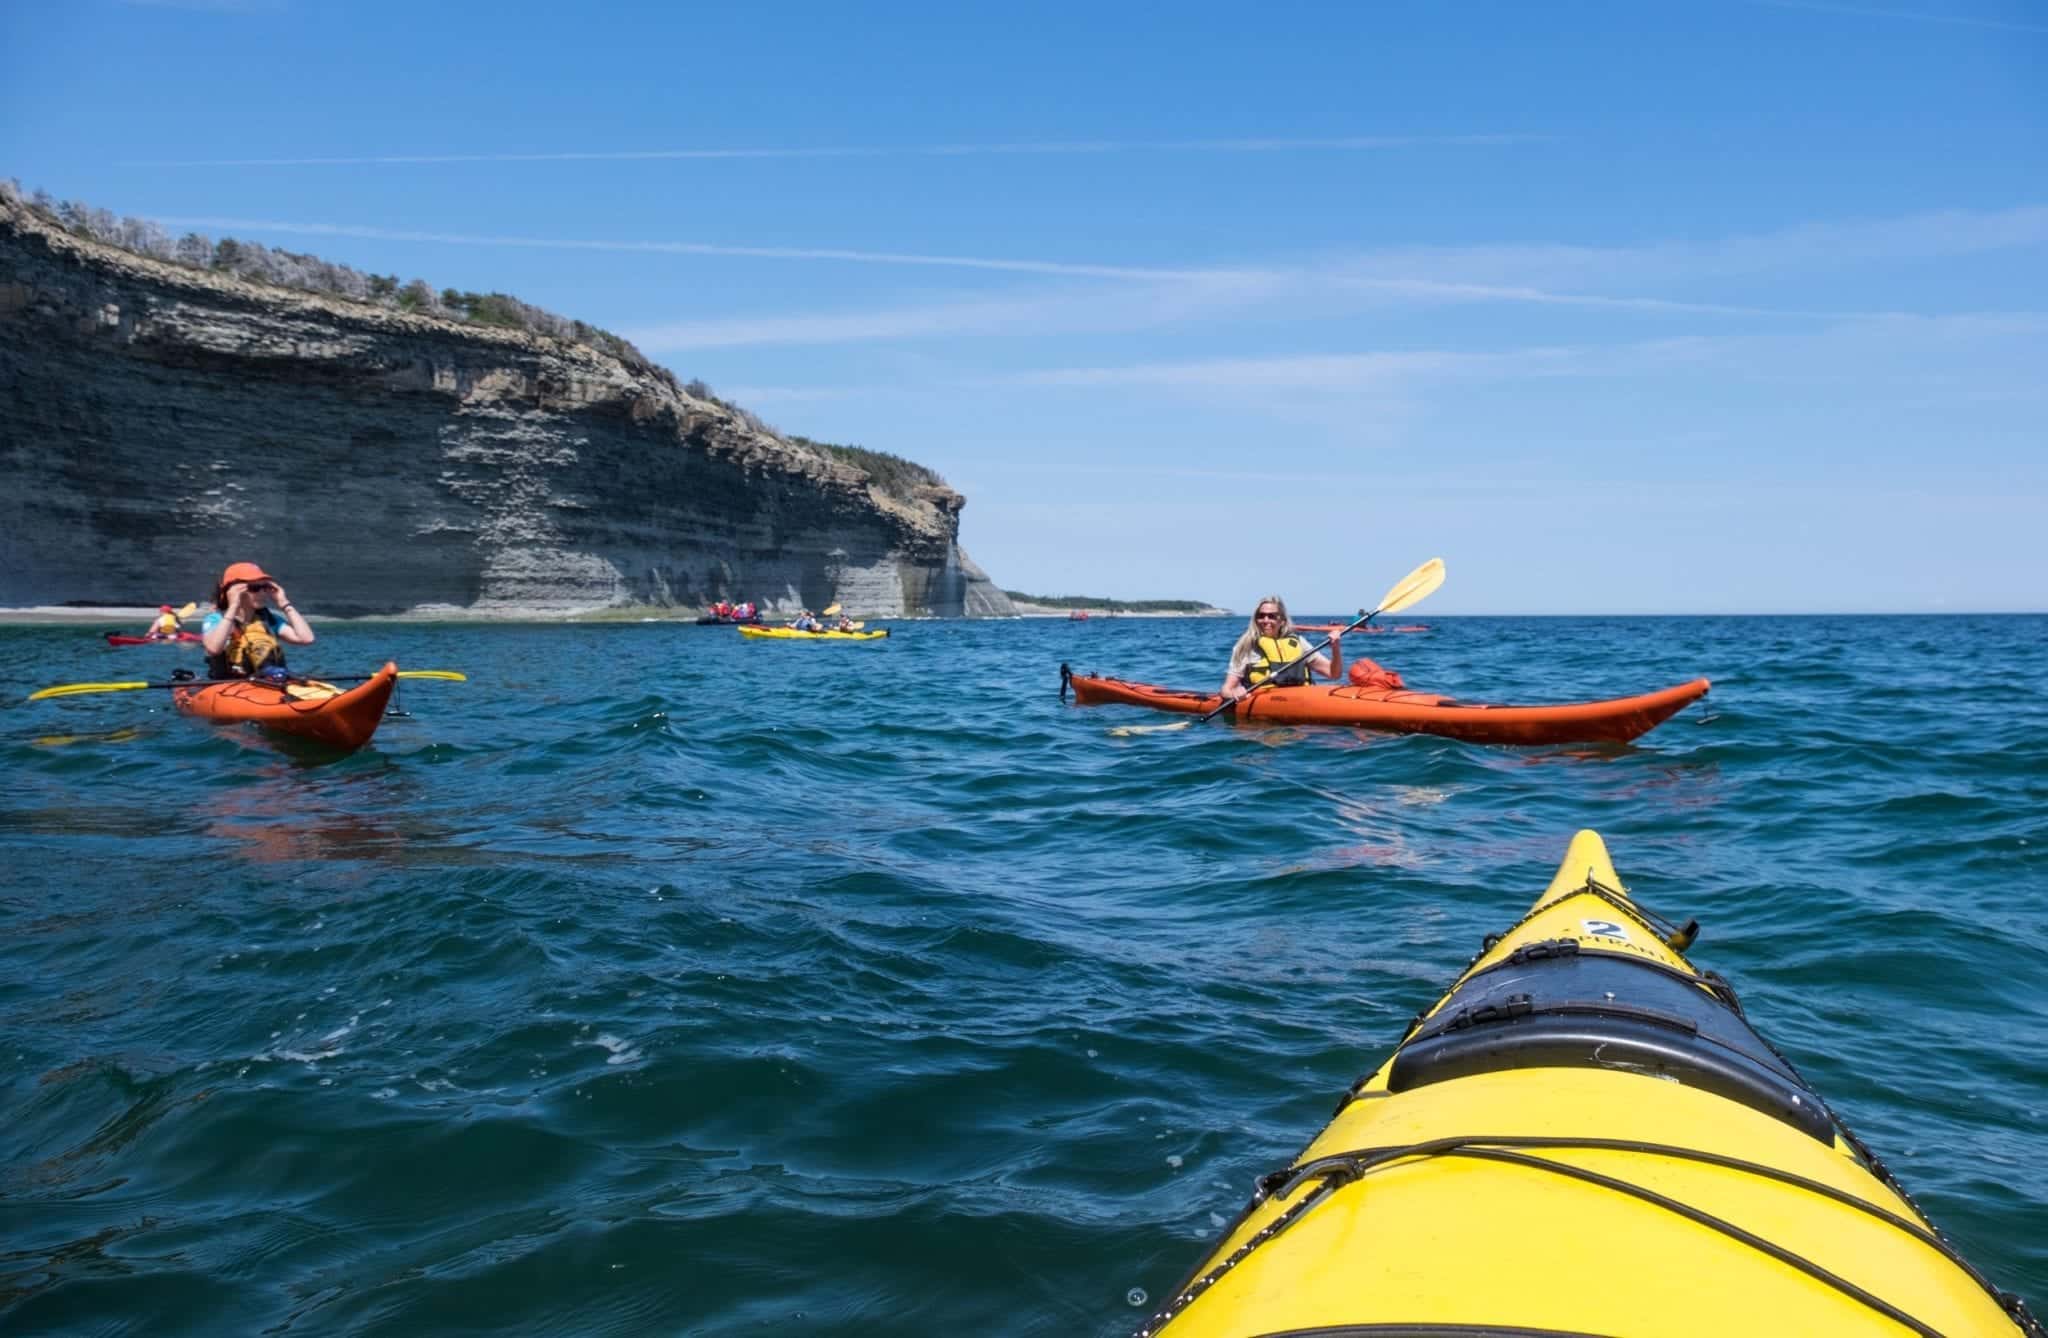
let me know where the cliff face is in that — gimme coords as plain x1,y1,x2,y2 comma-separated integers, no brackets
0,199,1013,618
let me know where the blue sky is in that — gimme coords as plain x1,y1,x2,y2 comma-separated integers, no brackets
4,0,2043,613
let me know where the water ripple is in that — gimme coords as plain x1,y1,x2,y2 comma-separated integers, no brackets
0,615,2042,1333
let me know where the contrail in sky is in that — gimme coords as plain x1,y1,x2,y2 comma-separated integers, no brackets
147,216,1228,279
145,215,1792,316
1737,0,2048,32
125,135,1547,168
147,212,1988,335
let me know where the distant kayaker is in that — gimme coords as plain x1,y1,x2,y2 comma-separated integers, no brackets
145,604,183,640
201,561,315,680
1221,596,1341,699
833,613,855,632
791,609,822,633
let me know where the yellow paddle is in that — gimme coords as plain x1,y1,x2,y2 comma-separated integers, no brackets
177,601,198,618
822,603,843,617
1108,559,1446,737
29,670,468,702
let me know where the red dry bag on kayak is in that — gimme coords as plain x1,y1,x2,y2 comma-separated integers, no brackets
1347,658,1406,690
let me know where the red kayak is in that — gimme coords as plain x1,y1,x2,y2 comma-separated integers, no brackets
105,632,202,646
1062,669,1709,745
172,663,398,752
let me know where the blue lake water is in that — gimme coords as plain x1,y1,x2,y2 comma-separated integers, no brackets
2,613,2043,1334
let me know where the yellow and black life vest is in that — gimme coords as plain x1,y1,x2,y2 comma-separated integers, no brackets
211,613,286,679
1248,634,1313,687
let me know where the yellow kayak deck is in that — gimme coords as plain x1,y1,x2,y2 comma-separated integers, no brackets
1144,831,2038,1337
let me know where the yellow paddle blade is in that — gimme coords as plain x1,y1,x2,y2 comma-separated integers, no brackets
395,670,467,681
821,603,843,617
1374,557,1445,617
846,620,866,630
28,681,151,701
177,601,198,618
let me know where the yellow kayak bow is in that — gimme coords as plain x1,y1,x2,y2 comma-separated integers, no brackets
1142,831,2039,1338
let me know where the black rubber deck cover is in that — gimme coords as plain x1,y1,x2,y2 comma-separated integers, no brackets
1388,949,1835,1142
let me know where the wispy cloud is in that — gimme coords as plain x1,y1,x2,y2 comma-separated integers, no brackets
722,346,1584,399
1324,276,1796,317
1735,0,2048,34
164,216,1803,326
630,276,1806,351
148,216,1231,280
992,312,2048,395
158,202,2048,291
152,204,2047,354
630,295,1097,351
1325,205,2048,291
122,0,284,10
978,461,1438,485
126,134,1546,169
1001,347,1581,391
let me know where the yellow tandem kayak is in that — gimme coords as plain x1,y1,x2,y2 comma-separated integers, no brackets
1140,830,2041,1338
737,625,889,642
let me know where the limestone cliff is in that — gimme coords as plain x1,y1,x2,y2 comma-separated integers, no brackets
0,197,1013,618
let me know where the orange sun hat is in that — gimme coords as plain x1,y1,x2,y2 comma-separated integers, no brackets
214,561,277,607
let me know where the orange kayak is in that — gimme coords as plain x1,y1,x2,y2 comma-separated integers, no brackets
172,662,398,752
1062,669,1709,745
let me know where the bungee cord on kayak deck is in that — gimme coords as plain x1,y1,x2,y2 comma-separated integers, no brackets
1137,831,2045,1337
1140,1134,2001,1338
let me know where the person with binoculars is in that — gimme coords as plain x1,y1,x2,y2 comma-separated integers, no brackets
200,561,316,680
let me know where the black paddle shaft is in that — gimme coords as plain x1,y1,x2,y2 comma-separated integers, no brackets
1196,608,1376,723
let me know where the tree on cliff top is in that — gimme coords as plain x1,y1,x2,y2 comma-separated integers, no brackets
676,376,947,504
789,436,948,500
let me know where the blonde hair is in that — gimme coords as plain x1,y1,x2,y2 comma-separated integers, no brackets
1229,594,1292,668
